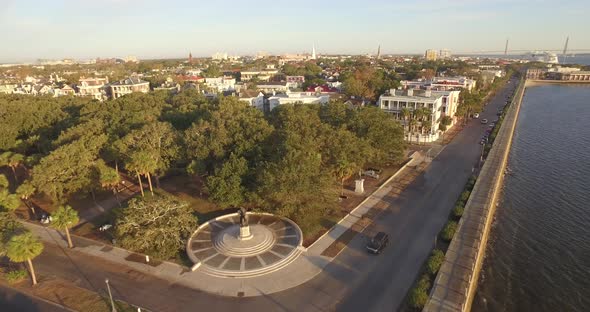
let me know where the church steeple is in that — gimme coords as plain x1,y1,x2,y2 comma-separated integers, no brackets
311,44,316,60
188,52,193,64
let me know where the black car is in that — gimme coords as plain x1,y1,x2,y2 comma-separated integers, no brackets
367,232,389,254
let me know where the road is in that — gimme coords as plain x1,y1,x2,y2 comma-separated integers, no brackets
5,77,519,312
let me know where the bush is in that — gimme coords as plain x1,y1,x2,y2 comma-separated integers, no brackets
459,191,471,203
426,250,445,275
467,177,477,189
409,274,431,308
453,204,465,218
441,221,458,241
5,269,28,284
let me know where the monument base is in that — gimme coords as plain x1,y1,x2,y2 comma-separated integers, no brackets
239,225,253,240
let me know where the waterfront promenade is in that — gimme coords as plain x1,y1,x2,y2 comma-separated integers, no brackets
424,77,526,311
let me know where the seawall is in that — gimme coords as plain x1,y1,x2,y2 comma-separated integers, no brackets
423,77,527,312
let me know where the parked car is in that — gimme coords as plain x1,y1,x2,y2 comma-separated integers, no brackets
481,119,488,124
366,232,389,254
489,123,496,128
473,113,480,119
39,213,52,224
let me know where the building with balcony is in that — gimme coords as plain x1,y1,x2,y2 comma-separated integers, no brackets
265,91,330,112
378,88,460,143
205,77,236,92
78,77,108,101
425,49,438,61
109,76,150,99
256,82,289,93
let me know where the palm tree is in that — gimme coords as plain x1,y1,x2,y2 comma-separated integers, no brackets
98,163,122,207
8,153,24,182
127,151,158,197
400,108,411,133
335,160,356,196
16,182,36,213
0,175,20,211
6,232,44,285
50,205,79,248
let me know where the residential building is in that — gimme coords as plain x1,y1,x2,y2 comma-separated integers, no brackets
286,76,305,88
0,84,17,94
154,77,181,93
237,90,265,110
240,70,279,82
378,88,460,143
425,49,438,61
109,76,150,99
205,77,236,92
78,77,108,101
266,91,330,112
401,76,476,92
55,85,76,97
256,82,289,93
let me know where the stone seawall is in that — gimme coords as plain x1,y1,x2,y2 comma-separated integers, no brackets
423,77,527,312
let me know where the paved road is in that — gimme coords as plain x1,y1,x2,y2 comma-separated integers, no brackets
0,284,69,312
6,78,519,312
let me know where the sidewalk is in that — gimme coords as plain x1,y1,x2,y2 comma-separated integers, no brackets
25,152,435,298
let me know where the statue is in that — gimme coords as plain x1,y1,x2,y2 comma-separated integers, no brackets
238,207,249,227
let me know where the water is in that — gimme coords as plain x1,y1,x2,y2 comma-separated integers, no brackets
464,54,590,66
473,85,590,312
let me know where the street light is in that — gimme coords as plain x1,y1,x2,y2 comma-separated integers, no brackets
105,278,116,312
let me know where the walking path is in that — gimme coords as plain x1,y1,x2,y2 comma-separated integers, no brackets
24,150,437,298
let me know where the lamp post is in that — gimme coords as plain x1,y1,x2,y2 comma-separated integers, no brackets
105,279,116,312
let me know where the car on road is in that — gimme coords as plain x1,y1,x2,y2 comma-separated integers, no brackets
481,118,488,124
473,113,480,119
489,123,496,128
367,232,389,254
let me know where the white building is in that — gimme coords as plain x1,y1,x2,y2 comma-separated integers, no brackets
205,77,236,92
378,88,460,143
78,77,108,101
240,70,279,82
266,91,329,112
212,52,228,60
401,76,476,92
256,82,289,93
109,76,150,99
237,90,265,110
439,49,451,59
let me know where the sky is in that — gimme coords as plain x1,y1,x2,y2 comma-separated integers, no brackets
1,0,589,62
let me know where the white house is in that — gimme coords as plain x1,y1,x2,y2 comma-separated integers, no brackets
267,91,330,112
378,88,460,143
205,77,236,92
256,82,289,93
78,77,108,101
109,76,150,99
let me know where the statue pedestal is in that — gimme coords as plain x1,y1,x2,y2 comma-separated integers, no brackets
355,179,365,194
239,225,253,240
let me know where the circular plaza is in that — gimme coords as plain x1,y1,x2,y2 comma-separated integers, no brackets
186,212,303,278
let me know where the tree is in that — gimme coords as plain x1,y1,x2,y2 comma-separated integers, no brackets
0,175,20,212
439,115,453,143
30,134,108,203
6,232,44,285
347,107,406,165
115,195,197,259
50,205,79,248
117,122,180,194
96,162,122,206
441,221,458,241
0,152,24,181
205,154,248,208
0,212,24,256
16,182,35,211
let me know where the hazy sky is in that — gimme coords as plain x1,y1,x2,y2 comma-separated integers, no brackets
1,0,589,62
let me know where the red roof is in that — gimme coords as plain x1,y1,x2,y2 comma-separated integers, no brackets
305,84,338,93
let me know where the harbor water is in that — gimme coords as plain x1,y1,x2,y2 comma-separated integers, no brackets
472,84,590,311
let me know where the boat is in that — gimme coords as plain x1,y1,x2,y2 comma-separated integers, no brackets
527,51,559,64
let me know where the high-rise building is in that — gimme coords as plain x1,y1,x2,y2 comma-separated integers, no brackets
425,49,438,61
439,49,451,59
377,45,381,59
